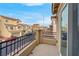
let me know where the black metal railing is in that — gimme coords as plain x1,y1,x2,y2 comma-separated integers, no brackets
0,32,35,56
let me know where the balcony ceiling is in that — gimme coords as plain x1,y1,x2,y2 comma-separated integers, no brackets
53,3,60,14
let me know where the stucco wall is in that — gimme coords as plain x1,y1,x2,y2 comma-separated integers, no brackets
0,17,11,37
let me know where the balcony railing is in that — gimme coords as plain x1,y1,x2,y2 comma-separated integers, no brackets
41,31,57,40
0,32,35,56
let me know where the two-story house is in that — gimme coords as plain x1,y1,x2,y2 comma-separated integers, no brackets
0,15,29,39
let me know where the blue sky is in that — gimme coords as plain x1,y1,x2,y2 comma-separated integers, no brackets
0,3,51,26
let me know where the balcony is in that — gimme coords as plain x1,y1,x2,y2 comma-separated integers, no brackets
29,44,59,56
0,30,59,56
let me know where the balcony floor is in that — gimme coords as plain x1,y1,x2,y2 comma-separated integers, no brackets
29,44,59,56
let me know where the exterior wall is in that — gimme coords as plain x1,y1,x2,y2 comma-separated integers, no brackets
53,3,79,56
40,39,57,45
32,24,41,31
18,39,38,56
0,16,11,37
57,4,68,56
0,15,29,38
52,3,67,55
51,17,57,33
51,16,58,39
5,20,19,25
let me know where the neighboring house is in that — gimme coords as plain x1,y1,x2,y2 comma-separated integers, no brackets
0,15,29,38
31,24,41,31
18,24,32,35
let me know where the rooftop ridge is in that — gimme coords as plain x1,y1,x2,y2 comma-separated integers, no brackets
0,15,21,22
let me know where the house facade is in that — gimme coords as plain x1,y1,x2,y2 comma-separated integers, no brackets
0,15,29,39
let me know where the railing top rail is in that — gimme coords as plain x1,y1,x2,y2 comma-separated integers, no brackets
0,32,35,44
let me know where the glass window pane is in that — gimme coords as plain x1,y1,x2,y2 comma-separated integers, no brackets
61,4,68,56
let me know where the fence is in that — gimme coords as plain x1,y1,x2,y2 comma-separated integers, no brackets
0,32,35,56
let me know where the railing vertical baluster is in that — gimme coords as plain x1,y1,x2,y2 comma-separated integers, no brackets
22,36,23,48
24,37,25,47
18,39,19,51
15,39,16,54
22,37,23,48
17,38,18,53
24,36,26,46
0,43,2,56
17,38,19,52
23,38,24,47
14,40,15,55
21,38,22,49
22,39,23,47
20,37,21,50
21,36,23,49
10,41,12,56
6,42,7,56
24,37,25,46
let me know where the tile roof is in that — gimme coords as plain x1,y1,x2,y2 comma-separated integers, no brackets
0,15,21,22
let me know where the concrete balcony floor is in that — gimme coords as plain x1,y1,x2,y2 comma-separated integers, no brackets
29,44,59,56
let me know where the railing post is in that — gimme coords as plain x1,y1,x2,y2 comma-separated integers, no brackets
35,30,42,45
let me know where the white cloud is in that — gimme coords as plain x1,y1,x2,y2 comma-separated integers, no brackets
22,3,44,6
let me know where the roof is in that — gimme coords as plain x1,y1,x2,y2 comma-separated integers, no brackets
0,15,21,22
18,23,29,26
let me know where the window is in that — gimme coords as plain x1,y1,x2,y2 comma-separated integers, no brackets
17,21,19,23
61,4,68,56
10,26,13,30
6,20,8,22
6,26,8,29
18,26,21,29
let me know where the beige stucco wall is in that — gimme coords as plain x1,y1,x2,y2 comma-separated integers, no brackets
0,17,11,37
0,16,29,37
54,3,66,53
52,17,57,33
39,30,57,46
18,40,39,56
40,39,57,45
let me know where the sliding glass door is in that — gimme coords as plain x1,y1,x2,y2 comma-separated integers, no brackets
61,4,68,56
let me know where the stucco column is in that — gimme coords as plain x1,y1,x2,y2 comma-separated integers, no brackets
35,30,42,45
51,15,60,53
51,15,58,39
